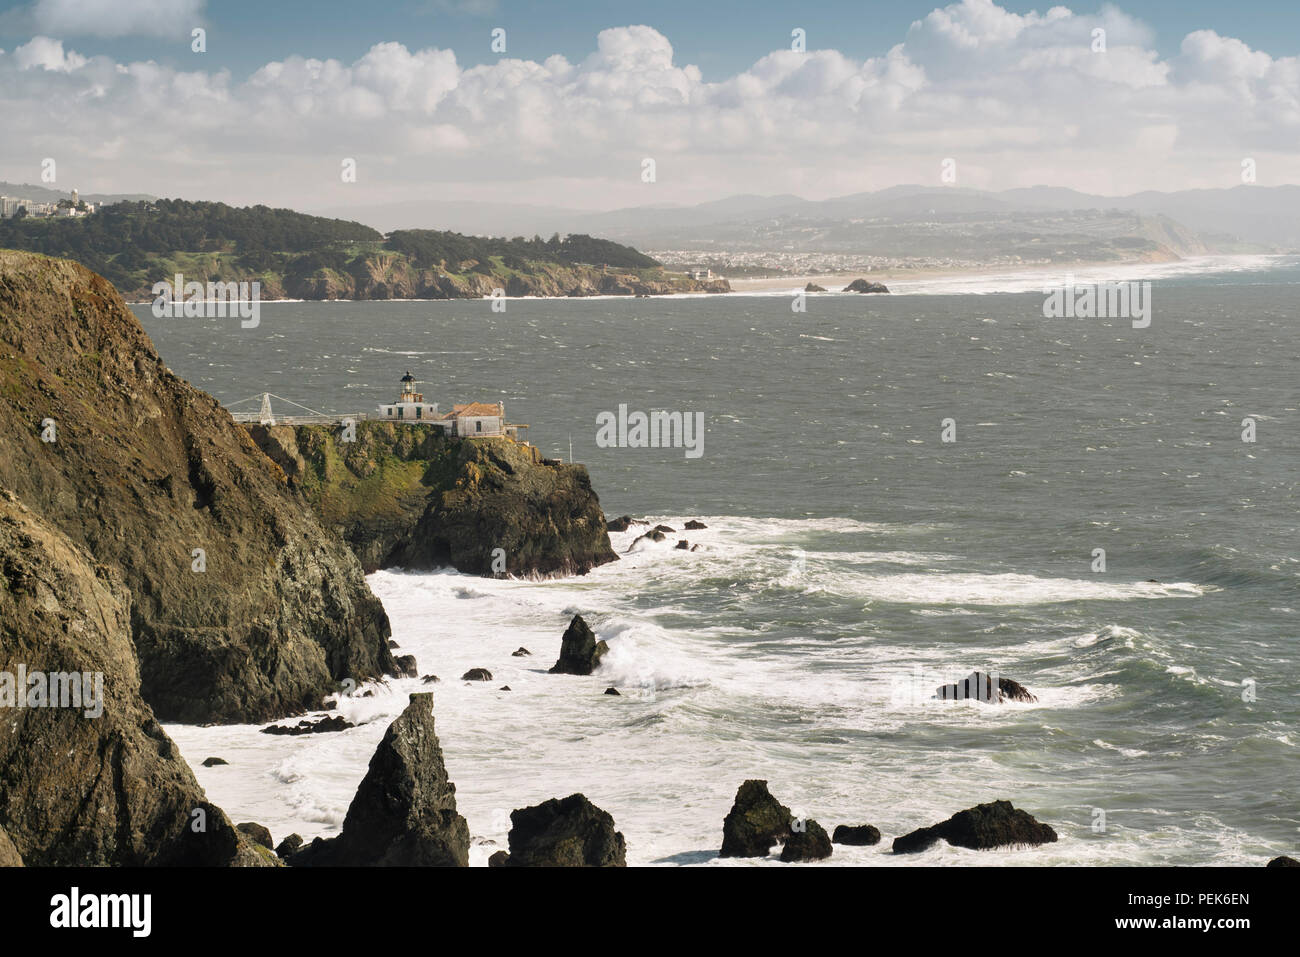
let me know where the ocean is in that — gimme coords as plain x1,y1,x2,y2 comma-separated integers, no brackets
145,255,1300,865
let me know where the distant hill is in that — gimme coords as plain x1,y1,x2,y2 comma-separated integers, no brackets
0,181,156,205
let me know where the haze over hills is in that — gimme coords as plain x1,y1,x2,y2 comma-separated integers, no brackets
310,184,1300,256
0,181,156,205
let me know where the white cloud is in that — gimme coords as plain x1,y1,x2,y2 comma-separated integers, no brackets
0,0,1295,208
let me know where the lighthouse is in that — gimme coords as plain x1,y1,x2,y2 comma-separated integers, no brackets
377,370,441,423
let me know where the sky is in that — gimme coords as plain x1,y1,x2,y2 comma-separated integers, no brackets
0,0,1296,211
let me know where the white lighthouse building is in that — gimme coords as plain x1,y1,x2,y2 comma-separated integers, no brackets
377,371,440,423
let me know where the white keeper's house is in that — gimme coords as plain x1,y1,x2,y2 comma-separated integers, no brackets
377,371,527,441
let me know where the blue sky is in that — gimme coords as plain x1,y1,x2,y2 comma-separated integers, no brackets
0,0,1295,209
0,0,1293,80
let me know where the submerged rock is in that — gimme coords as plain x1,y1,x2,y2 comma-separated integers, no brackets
893,800,1057,854
935,672,1037,704
780,821,833,862
236,823,274,850
461,668,493,681
604,687,621,696
652,524,676,534
832,824,881,846
202,757,229,767
843,278,890,293
261,715,355,736
684,520,708,530
511,647,532,657
291,693,470,867
421,674,440,684
606,515,646,533
720,780,793,858
629,529,667,548
549,615,609,676
502,794,626,867
675,540,690,550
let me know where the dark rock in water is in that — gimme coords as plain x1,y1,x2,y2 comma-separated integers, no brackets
935,671,1037,704
421,674,440,684
0,490,268,866
237,823,274,850
1267,855,1300,867
606,515,645,532
488,850,511,867
202,757,229,767
1146,578,1160,583
780,820,833,862
684,520,708,530
461,668,492,681
0,251,395,725
394,655,419,678
653,524,676,534
832,824,881,846
0,827,22,867
690,544,704,552
604,687,621,696
250,422,620,579
629,529,667,549
676,540,690,550
893,800,1057,854
261,715,355,736
720,780,793,857
843,278,890,294
511,647,532,657
804,283,827,293
291,693,469,866
549,614,609,676
499,685,512,691
275,834,304,859
502,794,626,866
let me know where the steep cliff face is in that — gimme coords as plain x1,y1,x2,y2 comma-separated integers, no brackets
0,491,269,866
248,422,618,577
0,251,395,723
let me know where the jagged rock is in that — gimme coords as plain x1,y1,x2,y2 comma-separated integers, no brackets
684,520,708,530
394,655,419,678
0,251,395,724
462,668,492,681
502,794,626,867
488,850,510,867
0,827,23,867
249,423,619,579
720,780,793,858
780,820,833,862
629,529,667,549
275,834,304,859
675,540,690,550
652,524,676,534
690,544,704,551
291,693,470,866
604,687,621,696
237,823,274,850
202,757,229,767
606,515,645,532
0,491,268,866
832,824,881,846
935,672,1037,704
1267,856,1300,867
843,278,890,293
261,715,355,736
893,800,1057,854
499,685,511,691
388,640,401,650
421,674,440,684
511,647,532,657
804,283,827,293
549,615,609,676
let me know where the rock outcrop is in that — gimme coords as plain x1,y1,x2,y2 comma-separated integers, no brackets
781,820,833,862
720,780,794,857
1267,855,1300,867
0,827,21,867
832,824,881,845
893,800,1057,854
236,823,274,850
501,794,626,867
0,251,395,724
804,283,827,293
843,278,890,293
549,615,609,676
0,491,268,866
935,672,1037,704
247,422,617,578
291,693,469,867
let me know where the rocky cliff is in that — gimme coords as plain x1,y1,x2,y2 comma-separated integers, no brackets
247,422,618,577
0,490,269,866
0,250,395,723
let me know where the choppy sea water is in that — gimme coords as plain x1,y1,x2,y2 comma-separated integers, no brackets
149,256,1300,865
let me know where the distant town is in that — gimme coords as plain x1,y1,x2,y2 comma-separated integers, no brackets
0,188,96,219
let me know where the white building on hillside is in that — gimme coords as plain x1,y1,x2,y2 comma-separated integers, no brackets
376,371,440,423
375,371,528,441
